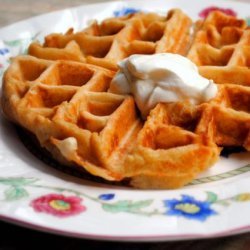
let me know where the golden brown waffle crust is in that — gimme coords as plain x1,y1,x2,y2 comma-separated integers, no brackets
2,9,250,189
29,9,193,70
1,54,222,189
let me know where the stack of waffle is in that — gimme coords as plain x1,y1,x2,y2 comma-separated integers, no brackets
1,9,249,189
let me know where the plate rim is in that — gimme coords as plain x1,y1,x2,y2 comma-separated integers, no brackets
0,213,250,242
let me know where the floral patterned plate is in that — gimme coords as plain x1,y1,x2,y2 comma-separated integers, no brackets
0,0,250,242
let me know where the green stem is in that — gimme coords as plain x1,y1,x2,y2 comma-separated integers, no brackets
29,184,101,203
214,197,235,205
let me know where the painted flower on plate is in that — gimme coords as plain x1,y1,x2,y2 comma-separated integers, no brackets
163,195,217,221
199,6,237,19
30,193,86,217
98,193,115,201
0,47,9,56
114,7,139,17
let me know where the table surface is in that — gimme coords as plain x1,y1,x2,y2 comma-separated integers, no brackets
0,0,250,249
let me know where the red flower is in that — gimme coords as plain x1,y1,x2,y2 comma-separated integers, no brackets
199,6,237,19
30,193,86,217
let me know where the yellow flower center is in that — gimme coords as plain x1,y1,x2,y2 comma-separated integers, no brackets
236,193,250,201
175,203,200,214
49,200,71,211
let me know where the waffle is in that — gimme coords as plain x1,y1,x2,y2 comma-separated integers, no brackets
188,11,250,150
1,55,220,188
1,9,250,189
28,9,192,70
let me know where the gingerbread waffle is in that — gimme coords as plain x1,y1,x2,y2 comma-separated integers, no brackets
1,9,249,189
28,9,192,70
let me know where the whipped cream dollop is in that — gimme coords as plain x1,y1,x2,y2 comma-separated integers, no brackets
109,53,217,118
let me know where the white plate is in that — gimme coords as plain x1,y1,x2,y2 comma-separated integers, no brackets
0,0,250,242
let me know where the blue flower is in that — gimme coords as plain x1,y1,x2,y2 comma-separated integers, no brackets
0,48,9,56
163,195,217,221
114,7,140,17
98,193,115,201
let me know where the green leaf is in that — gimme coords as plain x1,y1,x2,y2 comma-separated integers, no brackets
3,39,27,47
3,32,40,50
206,191,218,203
102,199,153,213
246,18,250,26
216,200,230,206
0,177,38,186
4,186,29,201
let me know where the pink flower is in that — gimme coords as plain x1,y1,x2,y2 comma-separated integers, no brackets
199,6,237,19
30,193,86,217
